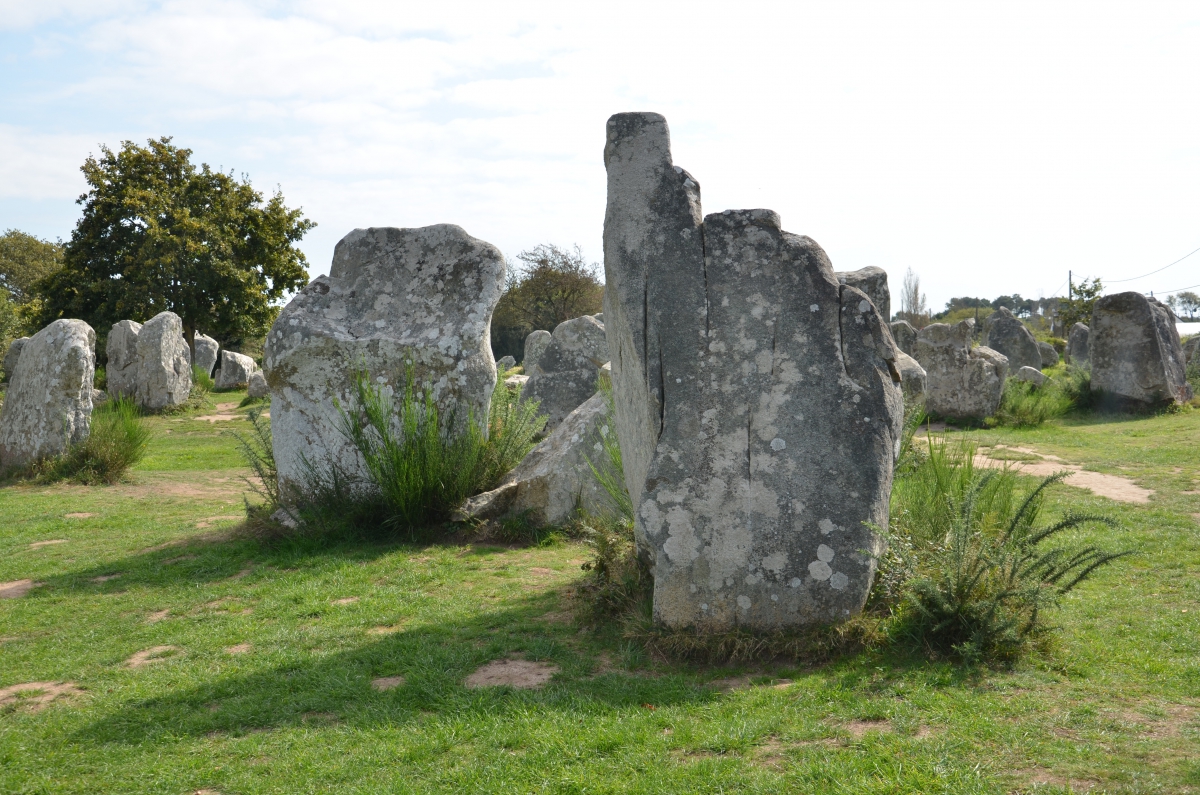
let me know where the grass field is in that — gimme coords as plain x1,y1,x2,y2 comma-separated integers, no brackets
1,396,1198,794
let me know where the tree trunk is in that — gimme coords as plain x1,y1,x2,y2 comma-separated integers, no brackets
184,324,196,371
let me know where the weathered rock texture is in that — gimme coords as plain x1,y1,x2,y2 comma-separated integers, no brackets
105,321,142,398
214,350,258,390
497,355,516,370
890,321,917,356
455,391,615,526
194,334,220,377
1038,341,1059,369
1015,366,1047,386
134,312,192,411
836,267,890,322
522,315,609,430
915,321,1009,420
2,337,28,381
602,112,903,631
265,224,506,495
1090,292,1193,406
984,307,1042,372
247,371,268,399
1067,323,1090,366
894,350,927,400
0,320,95,468
522,330,552,377
1184,335,1200,367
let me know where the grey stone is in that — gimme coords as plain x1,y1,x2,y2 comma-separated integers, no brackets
134,312,193,411
265,224,505,496
522,330,553,378
602,112,903,631
894,350,926,400
247,370,269,398
91,388,109,405
505,373,529,389
916,320,1008,420
0,320,95,468
1038,340,1059,369
593,313,604,323
454,391,616,526
836,266,890,322
497,355,516,370
1181,335,1198,366
1067,323,1090,367
1015,365,1047,386
890,320,917,356
1090,292,1193,406
194,333,219,377
214,350,258,390
521,315,609,431
2,337,28,382
983,307,1042,372
105,320,142,398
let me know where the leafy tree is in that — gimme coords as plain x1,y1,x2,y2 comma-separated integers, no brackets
0,229,63,304
490,244,603,361
1167,290,1200,320
1057,277,1103,331
36,137,314,359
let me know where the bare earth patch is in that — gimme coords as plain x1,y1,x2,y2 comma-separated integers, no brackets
195,516,243,529
64,513,94,519
146,609,171,624
225,643,252,655
528,567,555,576
842,718,892,738
464,659,560,689
225,565,254,581
975,446,1153,503
371,676,406,691
0,681,84,712
90,574,122,583
366,624,404,635
332,597,359,605
29,539,68,549
125,645,181,668
0,580,41,599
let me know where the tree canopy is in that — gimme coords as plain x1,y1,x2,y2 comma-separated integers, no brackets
36,137,314,356
0,229,63,304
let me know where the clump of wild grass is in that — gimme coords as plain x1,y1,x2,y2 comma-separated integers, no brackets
991,366,1091,427
93,366,107,392
41,397,151,484
192,365,215,393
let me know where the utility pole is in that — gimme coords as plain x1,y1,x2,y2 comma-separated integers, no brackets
1068,270,1072,304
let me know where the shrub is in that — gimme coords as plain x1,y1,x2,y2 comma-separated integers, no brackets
991,366,1090,427
192,364,214,393
45,397,151,484
93,366,107,392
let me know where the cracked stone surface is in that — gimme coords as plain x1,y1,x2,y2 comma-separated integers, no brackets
264,225,505,495
1090,291,1192,406
836,267,890,323
105,320,142,398
915,320,1008,420
134,312,192,411
602,112,903,631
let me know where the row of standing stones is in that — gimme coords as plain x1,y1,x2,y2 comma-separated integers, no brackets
0,310,266,469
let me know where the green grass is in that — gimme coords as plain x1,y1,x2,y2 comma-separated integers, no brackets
1,396,1198,793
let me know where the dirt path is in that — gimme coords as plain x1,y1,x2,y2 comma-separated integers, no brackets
975,446,1153,503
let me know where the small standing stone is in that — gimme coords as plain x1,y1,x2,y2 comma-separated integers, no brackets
916,320,1009,420
1038,341,1060,369
497,355,516,370
522,330,553,378
836,267,890,322
983,307,1042,372
194,334,220,377
1183,335,1199,367
134,312,192,411
246,371,269,398
894,350,927,400
890,320,917,356
1090,292,1192,406
105,320,142,398
2,337,28,382
214,350,258,390
1066,323,1090,367
521,315,609,431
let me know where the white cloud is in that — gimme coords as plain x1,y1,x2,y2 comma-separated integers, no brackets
0,125,95,200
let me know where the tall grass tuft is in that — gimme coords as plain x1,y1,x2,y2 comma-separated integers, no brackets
192,365,215,393
47,397,151,484
992,366,1092,427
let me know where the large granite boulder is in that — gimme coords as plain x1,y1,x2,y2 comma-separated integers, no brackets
2,337,28,381
1090,292,1192,406
1067,323,1090,366
265,224,506,495
105,320,142,398
522,330,553,378
194,333,220,377
836,266,890,322
521,315,609,430
890,320,917,356
983,307,1042,371
134,312,192,411
0,320,95,468
246,370,269,399
454,391,616,526
214,350,258,390
1038,340,1060,369
916,320,1008,420
894,350,927,401
602,112,903,631
1181,335,1198,367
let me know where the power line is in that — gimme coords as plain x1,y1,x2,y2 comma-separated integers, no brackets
1106,244,1200,284
1152,281,1200,295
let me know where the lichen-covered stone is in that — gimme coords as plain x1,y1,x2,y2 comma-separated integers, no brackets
1184,335,1200,366
1090,292,1192,406
265,224,505,495
454,391,615,526
890,320,917,356
134,312,192,411
1038,340,1059,369
2,337,28,382
246,370,268,398
497,355,516,370
895,350,926,400
194,334,220,377
916,320,1008,420
214,350,258,390
0,320,95,468
105,320,142,398
521,315,609,430
836,267,890,322
522,330,552,378
1067,323,1090,367
603,112,903,631
1015,365,1047,386
983,307,1041,371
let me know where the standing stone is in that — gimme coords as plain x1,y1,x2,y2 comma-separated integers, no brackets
1181,335,1198,367
194,334,220,377
1090,292,1193,406
603,112,903,631
890,320,917,356
521,315,609,431
1038,341,1060,369
522,330,553,377
497,355,516,370
1067,323,1090,366
916,320,1009,420
0,320,95,468
1015,366,1047,386
836,267,890,322
894,350,927,401
105,320,142,398
134,312,193,411
214,350,258,390
265,224,506,496
246,370,269,399
983,307,1042,371
2,337,28,381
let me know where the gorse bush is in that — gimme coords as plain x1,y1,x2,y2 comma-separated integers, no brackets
46,397,151,484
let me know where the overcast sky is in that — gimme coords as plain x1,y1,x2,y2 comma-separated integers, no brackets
2,1,1199,313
